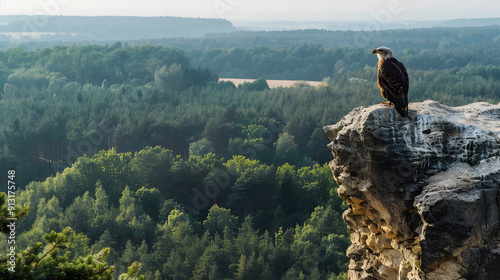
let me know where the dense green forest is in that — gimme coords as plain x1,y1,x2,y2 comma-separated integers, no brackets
1,148,349,279
1,26,500,279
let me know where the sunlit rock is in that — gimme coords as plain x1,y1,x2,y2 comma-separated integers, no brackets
324,101,500,279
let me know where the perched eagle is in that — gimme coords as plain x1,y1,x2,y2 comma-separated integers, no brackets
372,47,409,117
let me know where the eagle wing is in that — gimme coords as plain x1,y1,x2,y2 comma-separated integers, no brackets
378,59,408,117
395,59,409,94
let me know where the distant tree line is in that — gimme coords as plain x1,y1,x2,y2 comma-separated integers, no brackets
188,43,500,81
143,26,500,52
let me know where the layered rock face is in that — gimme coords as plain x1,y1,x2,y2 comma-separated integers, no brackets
323,101,500,280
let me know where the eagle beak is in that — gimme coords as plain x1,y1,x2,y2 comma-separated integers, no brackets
372,49,379,55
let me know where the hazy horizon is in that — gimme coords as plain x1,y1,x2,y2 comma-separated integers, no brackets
1,0,499,22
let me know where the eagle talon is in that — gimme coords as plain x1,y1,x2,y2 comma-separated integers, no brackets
381,101,391,105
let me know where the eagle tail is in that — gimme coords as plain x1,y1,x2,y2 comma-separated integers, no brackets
391,97,408,118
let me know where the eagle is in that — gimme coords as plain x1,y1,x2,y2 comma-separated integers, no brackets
372,47,409,117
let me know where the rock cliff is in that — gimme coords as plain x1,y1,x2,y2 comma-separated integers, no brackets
323,101,500,280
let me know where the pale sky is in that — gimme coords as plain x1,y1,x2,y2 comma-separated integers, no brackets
0,0,499,21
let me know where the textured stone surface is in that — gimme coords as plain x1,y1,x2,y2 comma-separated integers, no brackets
323,101,500,280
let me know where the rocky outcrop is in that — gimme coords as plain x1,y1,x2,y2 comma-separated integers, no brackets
323,101,500,280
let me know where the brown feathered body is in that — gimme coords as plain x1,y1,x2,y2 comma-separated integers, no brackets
374,48,409,117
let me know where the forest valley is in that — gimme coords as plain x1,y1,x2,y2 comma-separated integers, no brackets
1,26,500,279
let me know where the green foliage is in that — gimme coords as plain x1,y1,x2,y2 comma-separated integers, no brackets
129,146,176,190
238,78,270,91
155,64,185,91
189,138,216,157
7,146,347,278
0,226,115,279
203,205,238,236
274,132,300,165
66,232,91,261
119,261,145,280
0,194,146,279
0,192,29,233
1,27,500,279
116,187,153,244
136,187,164,221
225,156,276,221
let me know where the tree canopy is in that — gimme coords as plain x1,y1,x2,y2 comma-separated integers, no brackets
0,26,499,279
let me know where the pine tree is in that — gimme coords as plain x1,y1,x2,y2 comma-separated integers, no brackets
153,270,162,280
0,192,144,280
118,261,145,280
0,227,115,279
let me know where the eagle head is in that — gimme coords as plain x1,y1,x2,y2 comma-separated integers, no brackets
372,46,394,60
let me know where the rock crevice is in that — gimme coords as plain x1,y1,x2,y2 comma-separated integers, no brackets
324,101,500,279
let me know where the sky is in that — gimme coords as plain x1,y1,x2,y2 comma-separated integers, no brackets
0,0,499,22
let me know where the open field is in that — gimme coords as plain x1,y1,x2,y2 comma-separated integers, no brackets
219,78,322,88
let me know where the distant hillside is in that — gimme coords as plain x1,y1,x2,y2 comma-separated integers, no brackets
2,22,500,53
0,15,236,41
233,17,500,31
139,26,500,51
438,17,500,27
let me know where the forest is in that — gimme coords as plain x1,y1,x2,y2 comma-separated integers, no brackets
0,25,500,279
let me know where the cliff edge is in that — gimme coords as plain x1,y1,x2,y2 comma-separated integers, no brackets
323,101,500,279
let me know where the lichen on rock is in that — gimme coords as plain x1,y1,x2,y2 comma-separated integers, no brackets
324,101,500,280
